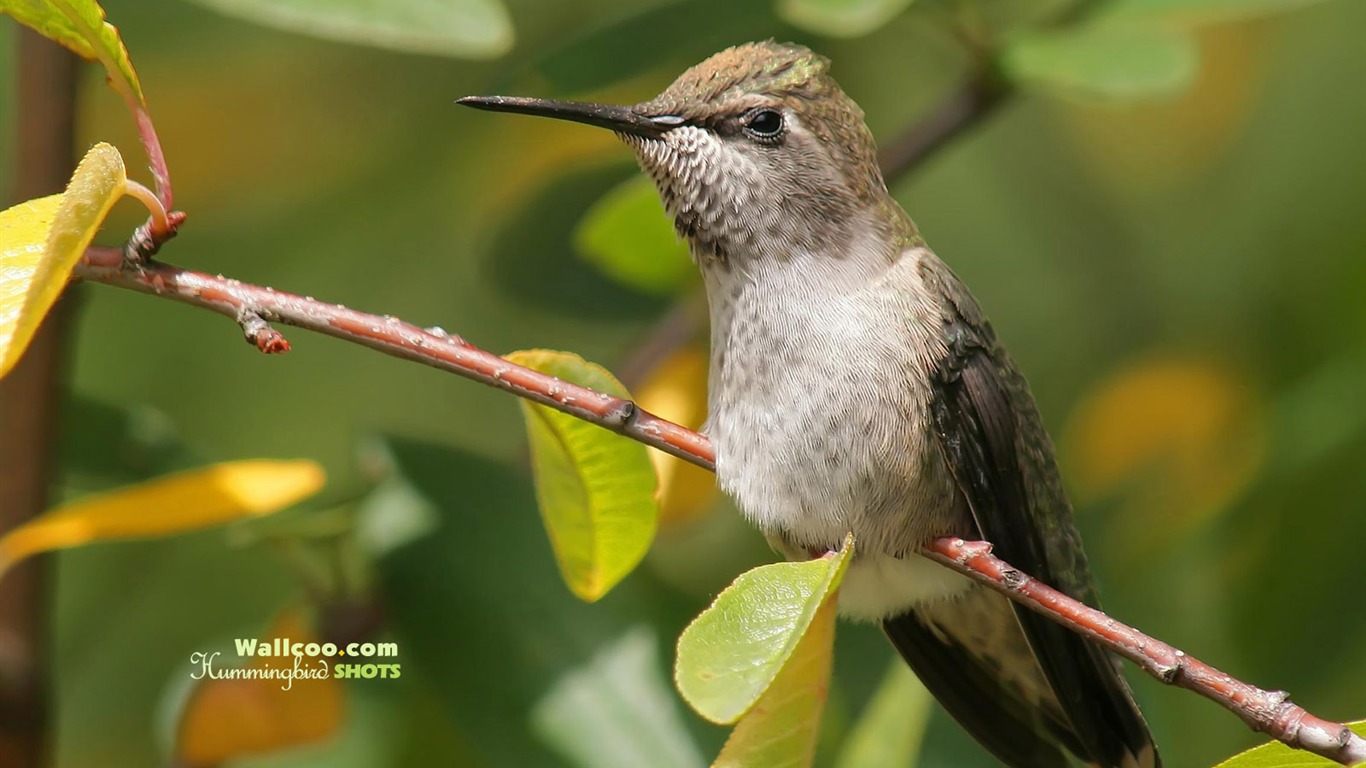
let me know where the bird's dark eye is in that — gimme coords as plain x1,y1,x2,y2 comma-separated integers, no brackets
743,108,785,140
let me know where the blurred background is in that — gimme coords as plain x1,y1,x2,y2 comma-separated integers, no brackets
1,0,1363,765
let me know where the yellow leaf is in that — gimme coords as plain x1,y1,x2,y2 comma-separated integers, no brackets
1060,21,1270,188
0,0,146,104
176,606,345,764
506,349,658,602
0,142,126,378
1063,355,1266,548
634,345,720,527
0,459,326,579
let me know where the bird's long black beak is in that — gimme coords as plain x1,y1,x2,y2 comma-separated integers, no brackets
456,95,683,138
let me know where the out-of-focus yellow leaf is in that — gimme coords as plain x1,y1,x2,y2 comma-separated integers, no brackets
0,142,125,379
0,0,146,104
1063,355,1265,546
506,349,659,602
83,52,399,213
708,561,844,768
176,606,345,765
0,459,326,579
676,535,852,725
1060,21,1270,188
635,345,719,528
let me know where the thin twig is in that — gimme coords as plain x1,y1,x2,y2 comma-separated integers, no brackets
616,291,706,388
133,105,174,211
928,538,1366,765
73,253,1364,764
875,67,1010,182
236,309,291,354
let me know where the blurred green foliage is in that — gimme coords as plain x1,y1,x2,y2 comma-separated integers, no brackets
179,0,515,58
1,0,1363,765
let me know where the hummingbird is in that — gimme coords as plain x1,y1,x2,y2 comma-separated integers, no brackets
460,41,1159,768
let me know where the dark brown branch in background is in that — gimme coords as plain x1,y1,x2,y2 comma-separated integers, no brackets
615,292,706,388
73,255,1365,765
0,29,78,768
876,67,1010,183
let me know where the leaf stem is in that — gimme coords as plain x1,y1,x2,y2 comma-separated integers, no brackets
122,178,168,234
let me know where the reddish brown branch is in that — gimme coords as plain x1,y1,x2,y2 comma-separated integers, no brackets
72,259,714,468
133,105,174,211
928,538,1366,765
73,254,1363,764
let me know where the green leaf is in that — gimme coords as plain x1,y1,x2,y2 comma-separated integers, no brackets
574,175,695,296
1104,0,1335,25
1,142,126,379
708,544,850,768
675,535,853,725
834,661,933,768
505,349,659,602
1214,721,1366,768
180,0,513,59
776,0,915,38
0,0,145,103
354,467,441,558
532,627,706,768
1002,23,1199,102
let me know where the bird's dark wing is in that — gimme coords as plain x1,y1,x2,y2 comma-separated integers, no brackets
884,591,1078,768
883,253,1159,768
